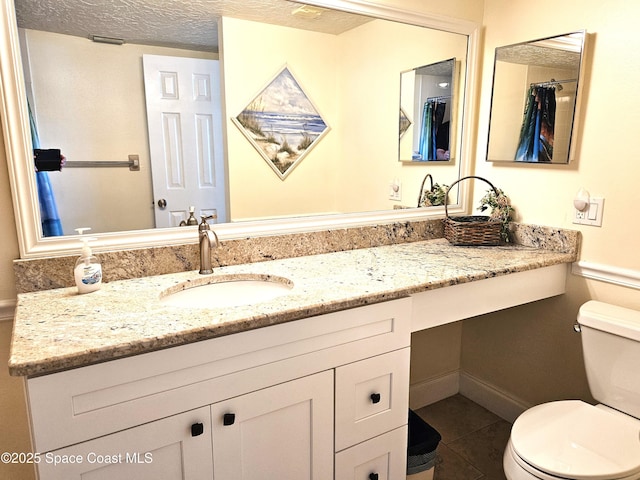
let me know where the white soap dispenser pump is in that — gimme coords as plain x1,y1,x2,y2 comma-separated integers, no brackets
74,228,102,294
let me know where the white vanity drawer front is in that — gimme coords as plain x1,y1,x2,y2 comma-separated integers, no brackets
27,298,411,453
335,348,410,451
334,425,408,480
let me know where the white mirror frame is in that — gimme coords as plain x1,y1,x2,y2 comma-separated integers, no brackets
0,0,479,258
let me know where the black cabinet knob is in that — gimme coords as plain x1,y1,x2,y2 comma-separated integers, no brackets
223,413,236,426
191,422,204,437
369,473,379,480
370,393,381,404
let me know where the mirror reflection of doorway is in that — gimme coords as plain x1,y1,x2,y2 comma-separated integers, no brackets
143,55,227,227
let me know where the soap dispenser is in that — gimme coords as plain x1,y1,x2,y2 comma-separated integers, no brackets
74,228,102,294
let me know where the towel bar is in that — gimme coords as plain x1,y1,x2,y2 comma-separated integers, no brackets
64,154,140,171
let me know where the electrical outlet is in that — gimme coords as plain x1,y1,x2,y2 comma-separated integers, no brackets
388,180,402,201
573,197,604,226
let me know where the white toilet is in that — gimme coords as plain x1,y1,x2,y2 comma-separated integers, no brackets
503,300,640,480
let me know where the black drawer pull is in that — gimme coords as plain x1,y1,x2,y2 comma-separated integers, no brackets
369,473,379,480
370,393,381,404
223,413,236,426
191,422,204,437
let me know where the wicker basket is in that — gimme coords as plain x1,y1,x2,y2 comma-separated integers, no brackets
443,176,502,246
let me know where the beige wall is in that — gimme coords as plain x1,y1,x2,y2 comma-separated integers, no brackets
464,0,640,405
0,134,32,478
337,19,465,212
222,17,343,220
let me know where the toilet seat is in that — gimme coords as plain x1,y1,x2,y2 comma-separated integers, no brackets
510,400,640,480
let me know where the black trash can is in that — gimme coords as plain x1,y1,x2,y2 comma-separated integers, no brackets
407,409,442,478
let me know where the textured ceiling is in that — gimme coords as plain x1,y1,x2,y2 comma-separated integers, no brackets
497,44,581,69
14,0,372,52
496,34,583,70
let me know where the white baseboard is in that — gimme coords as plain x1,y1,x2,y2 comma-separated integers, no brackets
410,370,531,423
0,298,16,322
409,371,460,410
459,371,531,423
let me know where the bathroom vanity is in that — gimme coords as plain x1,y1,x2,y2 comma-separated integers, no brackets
9,237,577,479
28,299,412,479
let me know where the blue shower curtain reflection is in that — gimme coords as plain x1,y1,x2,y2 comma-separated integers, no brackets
418,100,447,161
29,101,63,236
418,101,433,160
515,86,556,162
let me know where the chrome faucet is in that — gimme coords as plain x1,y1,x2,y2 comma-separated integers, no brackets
198,215,219,274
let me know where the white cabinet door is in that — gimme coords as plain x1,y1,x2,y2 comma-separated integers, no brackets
37,407,213,480
211,370,334,480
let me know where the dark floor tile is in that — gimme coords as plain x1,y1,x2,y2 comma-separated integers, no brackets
447,420,511,480
433,443,484,480
415,394,503,443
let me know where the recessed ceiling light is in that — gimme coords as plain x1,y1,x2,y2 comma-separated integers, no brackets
291,5,325,19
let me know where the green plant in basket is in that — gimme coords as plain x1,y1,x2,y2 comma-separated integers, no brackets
478,188,515,242
420,183,449,207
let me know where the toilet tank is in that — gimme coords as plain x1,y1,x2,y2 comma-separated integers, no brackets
577,301,640,419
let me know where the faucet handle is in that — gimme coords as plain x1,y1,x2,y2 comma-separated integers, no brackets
199,214,217,229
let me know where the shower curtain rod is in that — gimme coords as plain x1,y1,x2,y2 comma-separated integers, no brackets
64,155,140,171
426,95,451,101
531,78,577,88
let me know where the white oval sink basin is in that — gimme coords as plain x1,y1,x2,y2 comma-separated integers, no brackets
160,274,293,308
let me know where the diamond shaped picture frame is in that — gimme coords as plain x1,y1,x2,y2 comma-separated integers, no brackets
232,66,330,180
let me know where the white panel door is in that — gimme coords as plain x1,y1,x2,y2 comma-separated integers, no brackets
211,370,334,480
143,54,227,228
37,407,213,480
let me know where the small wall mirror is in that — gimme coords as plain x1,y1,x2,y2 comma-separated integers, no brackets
486,31,586,164
399,58,457,162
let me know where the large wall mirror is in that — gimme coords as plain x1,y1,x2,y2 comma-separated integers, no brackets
0,0,479,258
486,31,586,164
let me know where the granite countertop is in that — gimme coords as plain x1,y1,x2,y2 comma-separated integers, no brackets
9,238,577,377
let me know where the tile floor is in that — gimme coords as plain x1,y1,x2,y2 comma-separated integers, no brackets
415,394,512,480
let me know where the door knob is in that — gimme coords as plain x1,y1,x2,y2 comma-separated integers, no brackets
370,393,381,404
157,199,167,209
369,473,379,480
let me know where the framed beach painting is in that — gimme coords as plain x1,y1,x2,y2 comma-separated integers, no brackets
399,107,412,139
232,67,330,180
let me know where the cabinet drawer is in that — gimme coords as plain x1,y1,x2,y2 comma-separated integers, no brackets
335,425,407,480
335,348,410,451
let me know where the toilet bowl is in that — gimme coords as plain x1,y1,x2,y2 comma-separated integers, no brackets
504,301,640,480
504,401,640,479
